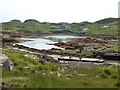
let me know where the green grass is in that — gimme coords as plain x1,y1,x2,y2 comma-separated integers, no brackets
41,49,93,57
24,65,118,88
1,30,16,33
2,48,119,88
110,45,118,51
87,25,118,35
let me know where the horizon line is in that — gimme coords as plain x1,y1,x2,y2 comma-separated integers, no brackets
1,17,118,23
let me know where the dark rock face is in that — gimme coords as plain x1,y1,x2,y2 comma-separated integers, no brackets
0,54,13,71
2,37,16,43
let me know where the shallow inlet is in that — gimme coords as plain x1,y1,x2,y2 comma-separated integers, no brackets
18,35,85,50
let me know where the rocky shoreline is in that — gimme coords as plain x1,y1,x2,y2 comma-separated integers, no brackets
10,44,119,66
1,34,119,70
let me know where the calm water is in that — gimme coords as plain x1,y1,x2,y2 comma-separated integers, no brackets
18,35,84,50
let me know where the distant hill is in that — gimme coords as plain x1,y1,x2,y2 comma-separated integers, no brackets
95,18,118,24
2,18,118,36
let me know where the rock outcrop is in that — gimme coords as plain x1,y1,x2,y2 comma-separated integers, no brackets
0,54,13,71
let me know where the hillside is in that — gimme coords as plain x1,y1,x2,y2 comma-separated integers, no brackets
2,18,118,36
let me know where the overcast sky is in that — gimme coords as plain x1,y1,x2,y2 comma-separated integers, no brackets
0,0,119,23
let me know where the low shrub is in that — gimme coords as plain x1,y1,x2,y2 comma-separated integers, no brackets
111,75,117,79
104,69,111,75
82,81,89,86
100,73,108,78
114,82,120,87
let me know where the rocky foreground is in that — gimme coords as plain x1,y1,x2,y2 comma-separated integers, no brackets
1,45,119,88
0,54,13,71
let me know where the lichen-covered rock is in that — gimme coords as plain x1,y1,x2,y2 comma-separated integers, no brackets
0,54,13,71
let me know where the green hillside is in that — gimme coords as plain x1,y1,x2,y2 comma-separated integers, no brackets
2,18,118,36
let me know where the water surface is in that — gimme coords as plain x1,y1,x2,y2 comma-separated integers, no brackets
18,35,84,50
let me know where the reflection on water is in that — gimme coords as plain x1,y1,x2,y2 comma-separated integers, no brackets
18,35,83,50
